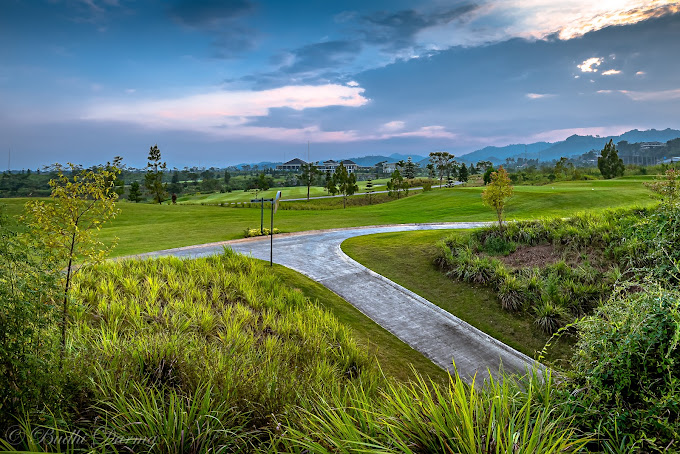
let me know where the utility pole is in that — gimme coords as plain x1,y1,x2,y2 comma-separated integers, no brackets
7,147,10,171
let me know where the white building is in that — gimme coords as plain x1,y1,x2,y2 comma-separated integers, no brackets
276,158,307,171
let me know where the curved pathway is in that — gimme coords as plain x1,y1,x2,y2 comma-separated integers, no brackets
133,223,539,384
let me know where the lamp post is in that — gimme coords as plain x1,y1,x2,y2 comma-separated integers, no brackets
251,190,281,266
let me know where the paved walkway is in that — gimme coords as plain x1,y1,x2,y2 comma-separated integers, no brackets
134,223,539,383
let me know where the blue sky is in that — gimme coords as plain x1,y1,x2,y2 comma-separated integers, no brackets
1,0,679,168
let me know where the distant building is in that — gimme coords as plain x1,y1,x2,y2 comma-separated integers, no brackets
658,157,680,164
318,159,358,174
640,142,665,150
382,162,398,173
276,158,307,171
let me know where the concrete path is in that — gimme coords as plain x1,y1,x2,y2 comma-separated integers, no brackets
134,223,539,383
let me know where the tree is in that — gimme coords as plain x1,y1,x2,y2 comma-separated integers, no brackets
224,170,231,186
404,157,417,179
483,165,495,185
144,144,167,204
325,170,337,195
429,151,455,188
128,181,142,202
169,170,182,194
481,166,513,234
365,179,374,204
299,162,320,201
598,139,624,179
426,163,436,179
23,162,120,364
458,163,469,182
334,164,358,208
387,169,408,199
256,173,271,191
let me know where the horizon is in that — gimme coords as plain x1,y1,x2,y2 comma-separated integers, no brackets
2,1,679,169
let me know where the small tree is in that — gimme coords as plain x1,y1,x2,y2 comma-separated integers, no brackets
144,144,168,203
645,168,680,207
598,139,624,179
23,162,120,364
429,151,455,188
458,163,469,182
325,170,338,195
426,163,436,179
299,162,320,201
404,157,417,179
334,164,358,208
256,172,271,191
387,169,407,199
365,179,374,204
481,166,513,234
483,166,495,185
128,181,142,202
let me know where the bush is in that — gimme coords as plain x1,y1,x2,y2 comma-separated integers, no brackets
243,227,281,237
564,286,680,451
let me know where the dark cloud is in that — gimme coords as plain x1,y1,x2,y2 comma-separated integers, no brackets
169,0,253,28
211,27,259,58
282,40,362,74
359,4,478,51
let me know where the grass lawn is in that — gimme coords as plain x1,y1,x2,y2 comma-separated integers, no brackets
270,262,450,383
341,230,574,363
177,179,391,204
1,177,656,257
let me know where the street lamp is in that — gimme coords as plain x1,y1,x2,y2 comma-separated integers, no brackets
251,190,281,266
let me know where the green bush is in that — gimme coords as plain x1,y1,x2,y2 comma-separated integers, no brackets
243,227,281,237
564,286,680,451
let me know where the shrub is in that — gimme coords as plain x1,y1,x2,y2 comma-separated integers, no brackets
565,286,680,451
534,300,566,335
498,275,526,311
243,227,281,237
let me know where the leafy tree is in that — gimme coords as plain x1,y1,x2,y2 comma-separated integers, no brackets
645,168,680,207
224,170,231,185
597,139,624,179
458,163,469,182
169,170,182,194
387,169,408,199
299,162,320,201
144,144,168,204
483,165,495,185
256,173,271,191
426,163,436,179
404,157,417,179
334,164,358,208
0,207,59,423
128,181,142,203
481,166,513,234
365,179,374,204
23,162,120,363
325,170,337,195
429,151,455,188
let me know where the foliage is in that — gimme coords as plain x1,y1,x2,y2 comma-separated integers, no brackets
324,170,337,196
243,226,281,237
429,151,455,188
0,207,60,426
299,162,320,201
564,286,680,451
598,139,625,179
481,166,514,233
144,144,168,204
403,156,417,179
386,168,408,199
256,172,271,191
458,162,469,182
280,366,588,453
365,178,374,204
127,180,142,202
645,168,680,206
333,163,358,208
22,162,120,362
483,166,495,185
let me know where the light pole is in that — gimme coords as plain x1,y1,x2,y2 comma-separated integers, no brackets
251,190,281,266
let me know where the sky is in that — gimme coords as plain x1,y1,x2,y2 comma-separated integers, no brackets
1,0,679,169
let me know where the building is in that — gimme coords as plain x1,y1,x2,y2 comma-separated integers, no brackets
276,158,307,171
382,162,398,173
318,159,358,174
640,142,665,150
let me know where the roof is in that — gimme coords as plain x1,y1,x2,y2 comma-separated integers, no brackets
341,160,357,165
281,158,307,165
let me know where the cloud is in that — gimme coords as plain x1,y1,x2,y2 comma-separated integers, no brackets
347,80,360,87
281,40,362,75
526,93,553,99
526,125,639,142
578,57,603,72
602,69,621,75
379,120,405,132
83,84,369,139
619,88,680,101
385,125,456,139
636,71,646,76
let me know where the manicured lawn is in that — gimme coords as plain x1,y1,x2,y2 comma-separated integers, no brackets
1,177,656,258
177,179,391,204
341,230,574,363
270,262,450,383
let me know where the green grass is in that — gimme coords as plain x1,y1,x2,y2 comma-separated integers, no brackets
341,230,573,362
0,177,656,257
177,179,391,204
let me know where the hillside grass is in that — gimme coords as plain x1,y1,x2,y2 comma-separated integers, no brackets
341,230,573,363
0,177,655,257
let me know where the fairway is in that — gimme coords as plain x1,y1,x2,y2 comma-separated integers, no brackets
1,177,656,257
177,178,390,204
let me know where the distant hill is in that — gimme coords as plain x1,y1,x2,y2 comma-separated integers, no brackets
459,128,680,164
